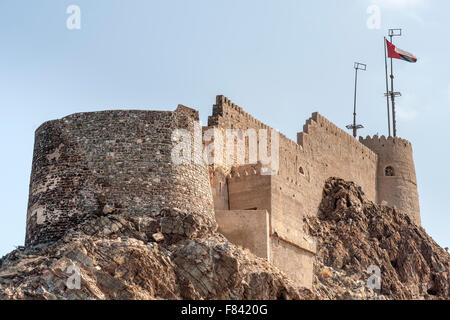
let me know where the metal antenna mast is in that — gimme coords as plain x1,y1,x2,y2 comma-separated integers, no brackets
388,28,402,137
346,62,366,138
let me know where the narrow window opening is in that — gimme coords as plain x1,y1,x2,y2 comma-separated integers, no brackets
385,166,395,177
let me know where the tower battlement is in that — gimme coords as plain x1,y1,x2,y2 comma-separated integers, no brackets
359,135,412,149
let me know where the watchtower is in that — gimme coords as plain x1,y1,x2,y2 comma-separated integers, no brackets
360,135,421,225
26,106,216,246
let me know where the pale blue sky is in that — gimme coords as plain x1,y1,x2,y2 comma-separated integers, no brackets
1,0,448,256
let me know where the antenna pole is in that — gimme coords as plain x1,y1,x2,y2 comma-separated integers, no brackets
346,62,366,138
353,66,358,138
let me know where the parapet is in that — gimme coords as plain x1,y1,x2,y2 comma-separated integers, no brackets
208,95,270,130
359,135,412,152
228,162,263,179
298,112,378,161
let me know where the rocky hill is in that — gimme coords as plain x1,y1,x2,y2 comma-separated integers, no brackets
308,178,449,300
0,211,312,300
0,178,448,300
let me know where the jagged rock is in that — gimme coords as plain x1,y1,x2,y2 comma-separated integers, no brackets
308,178,450,300
0,209,309,300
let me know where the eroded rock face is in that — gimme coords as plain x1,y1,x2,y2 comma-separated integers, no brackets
0,208,313,300
308,178,450,300
1,178,448,300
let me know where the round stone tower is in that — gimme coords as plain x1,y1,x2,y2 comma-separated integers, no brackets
359,135,421,225
26,105,215,246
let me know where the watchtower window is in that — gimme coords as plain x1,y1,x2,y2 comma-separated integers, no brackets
385,166,395,177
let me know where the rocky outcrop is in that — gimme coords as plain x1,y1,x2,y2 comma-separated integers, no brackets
1,178,448,300
307,178,450,300
0,208,314,300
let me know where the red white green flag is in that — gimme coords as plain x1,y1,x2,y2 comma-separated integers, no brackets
386,39,417,63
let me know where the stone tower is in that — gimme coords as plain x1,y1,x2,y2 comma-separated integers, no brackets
26,105,216,246
360,135,421,225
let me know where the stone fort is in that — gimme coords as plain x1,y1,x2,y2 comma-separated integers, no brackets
25,95,421,289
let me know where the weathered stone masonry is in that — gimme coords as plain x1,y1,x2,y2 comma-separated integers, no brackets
25,95,421,289
26,106,215,246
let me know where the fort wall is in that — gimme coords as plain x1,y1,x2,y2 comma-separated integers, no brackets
270,235,315,288
227,164,271,214
207,96,378,241
215,209,270,260
210,166,229,211
207,96,380,287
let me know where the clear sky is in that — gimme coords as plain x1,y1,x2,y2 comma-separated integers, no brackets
0,0,448,256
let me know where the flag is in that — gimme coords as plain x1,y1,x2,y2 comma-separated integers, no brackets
386,39,417,63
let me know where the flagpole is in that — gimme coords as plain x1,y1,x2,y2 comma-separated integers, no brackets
388,30,402,137
384,37,391,137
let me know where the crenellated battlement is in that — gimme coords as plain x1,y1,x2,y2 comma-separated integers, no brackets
359,135,412,150
208,95,271,130
228,163,263,179
297,112,378,162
